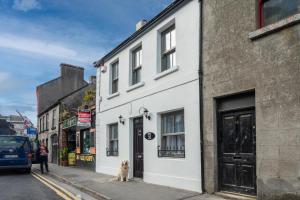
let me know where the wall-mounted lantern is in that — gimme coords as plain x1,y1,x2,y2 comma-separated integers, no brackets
118,115,125,125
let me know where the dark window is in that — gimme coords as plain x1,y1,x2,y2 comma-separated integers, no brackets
161,25,176,72
91,110,96,128
39,118,42,132
111,61,119,94
46,114,49,130
259,0,300,27
90,132,95,148
158,110,185,158
81,130,91,154
52,109,56,128
132,46,142,85
107,123,118,156
42,116,45,131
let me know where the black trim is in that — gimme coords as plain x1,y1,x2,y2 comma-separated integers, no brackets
157,146,185,158
94,0,191,67
199,0,205,193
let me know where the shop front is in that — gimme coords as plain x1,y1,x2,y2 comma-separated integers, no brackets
75,108,96,170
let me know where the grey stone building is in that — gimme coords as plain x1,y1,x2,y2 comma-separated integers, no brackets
202,0,300,199
37,63,88,163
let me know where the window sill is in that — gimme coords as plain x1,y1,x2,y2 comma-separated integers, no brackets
154,66,179,80
126,81,145,92
107,92,120,100
249,13,300,40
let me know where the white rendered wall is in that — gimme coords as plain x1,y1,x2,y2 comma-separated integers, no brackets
96,0,202,192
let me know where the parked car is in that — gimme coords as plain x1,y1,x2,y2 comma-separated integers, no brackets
0,135,32,173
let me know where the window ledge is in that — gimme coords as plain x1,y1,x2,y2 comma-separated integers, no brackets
107,92,120,100
249,13,300,40
154,66,179,80
126,81,145,92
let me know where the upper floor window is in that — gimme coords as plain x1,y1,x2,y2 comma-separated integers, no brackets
131,46,142,85
259,0,300,27
42,116,45,131
46,114,49,130
161,24,176,72
158,110,185,158
39,118,42,132
110,61,119,94
52,109,56,128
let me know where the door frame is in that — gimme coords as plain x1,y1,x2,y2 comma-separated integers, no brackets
131,116,144,179
217,106,257,195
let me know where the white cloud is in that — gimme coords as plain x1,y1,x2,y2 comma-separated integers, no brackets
0,71,19,92
12,0,41,12
0,33,91,63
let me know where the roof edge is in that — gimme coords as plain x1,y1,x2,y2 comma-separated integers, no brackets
93,0,190,67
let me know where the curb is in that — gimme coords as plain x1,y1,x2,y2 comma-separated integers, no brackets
32,168,111,200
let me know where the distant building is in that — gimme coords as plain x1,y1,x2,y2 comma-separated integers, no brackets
0,115,26,135
36,63,88,164
0,119,16,135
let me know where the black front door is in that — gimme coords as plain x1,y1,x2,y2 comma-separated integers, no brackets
133,117,143,178
218,109,256,195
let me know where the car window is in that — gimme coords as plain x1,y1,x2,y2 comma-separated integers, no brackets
0,136,28,148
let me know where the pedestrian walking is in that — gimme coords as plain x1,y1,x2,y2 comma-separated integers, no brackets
38,141,49,174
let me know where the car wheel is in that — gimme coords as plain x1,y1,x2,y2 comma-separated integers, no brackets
24,168,31,174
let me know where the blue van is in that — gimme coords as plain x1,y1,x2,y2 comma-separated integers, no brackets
0,135,32,173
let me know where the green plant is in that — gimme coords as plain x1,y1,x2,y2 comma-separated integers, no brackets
59,147,68,161
83,89,96,103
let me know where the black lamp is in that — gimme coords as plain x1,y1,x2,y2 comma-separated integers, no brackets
118,115,125,125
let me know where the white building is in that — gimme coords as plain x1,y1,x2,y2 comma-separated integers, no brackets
94,0,202,192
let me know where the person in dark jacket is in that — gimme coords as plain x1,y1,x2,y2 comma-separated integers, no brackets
37,141,49,174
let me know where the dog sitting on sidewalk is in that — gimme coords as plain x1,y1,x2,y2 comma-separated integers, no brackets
116,160,129,182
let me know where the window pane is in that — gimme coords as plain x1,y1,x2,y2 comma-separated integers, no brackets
112,80,118,93
139,49,142,66
263,0,300,26
171,29,176,48
174,112,184,132
165,32,171,51
172,52,176,67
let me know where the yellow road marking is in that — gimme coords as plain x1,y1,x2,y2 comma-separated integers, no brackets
32,172,79,200
32,171,77,199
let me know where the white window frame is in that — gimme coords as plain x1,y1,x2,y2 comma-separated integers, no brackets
158,109,185,158
107,123,118,156
160,24,176,72
110,60,119,95
130,45,142,85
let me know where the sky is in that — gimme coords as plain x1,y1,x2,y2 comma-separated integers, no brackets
0,0,172,125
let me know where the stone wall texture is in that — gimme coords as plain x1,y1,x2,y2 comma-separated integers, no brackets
203,0,300,199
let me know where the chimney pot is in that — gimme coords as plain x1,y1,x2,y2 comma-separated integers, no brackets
136,20,147,31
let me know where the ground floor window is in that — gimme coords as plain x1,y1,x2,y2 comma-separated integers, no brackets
107,123,118,156
158,110,185,158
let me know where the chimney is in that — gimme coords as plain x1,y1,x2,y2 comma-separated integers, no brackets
89,76,96,84
136,20,147,31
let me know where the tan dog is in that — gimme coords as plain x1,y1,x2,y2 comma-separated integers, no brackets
117,160,129,182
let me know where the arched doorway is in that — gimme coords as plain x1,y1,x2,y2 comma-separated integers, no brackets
51,134,58,164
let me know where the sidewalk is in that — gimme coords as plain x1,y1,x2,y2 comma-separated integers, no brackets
32,164,227,200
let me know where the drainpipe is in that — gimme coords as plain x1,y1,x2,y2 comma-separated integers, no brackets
198,0,205,193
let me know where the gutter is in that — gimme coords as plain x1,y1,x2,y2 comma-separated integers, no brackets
198,0,205,193
94,0,190,67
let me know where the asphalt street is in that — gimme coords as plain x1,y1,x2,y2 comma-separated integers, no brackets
0,170,63,200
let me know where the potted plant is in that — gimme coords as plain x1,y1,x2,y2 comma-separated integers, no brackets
59,147,68,166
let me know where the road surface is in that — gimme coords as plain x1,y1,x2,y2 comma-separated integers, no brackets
0,170,64,200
